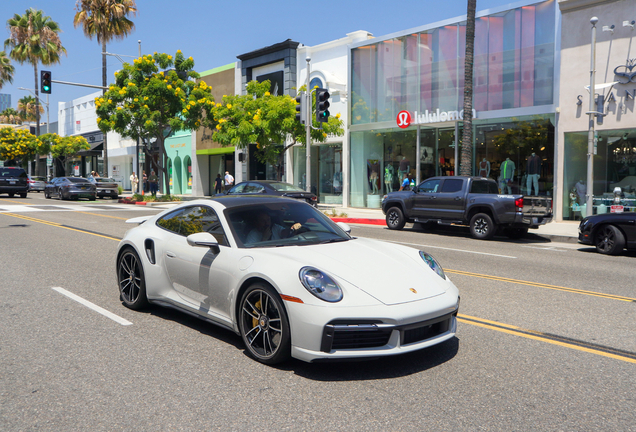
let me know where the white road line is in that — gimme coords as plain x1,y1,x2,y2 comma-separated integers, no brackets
362,237,517,259
52,287,132,326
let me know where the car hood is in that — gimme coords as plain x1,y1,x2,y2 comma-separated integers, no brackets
262,237,447,305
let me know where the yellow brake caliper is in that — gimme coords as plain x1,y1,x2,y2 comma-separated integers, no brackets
252,300,261,328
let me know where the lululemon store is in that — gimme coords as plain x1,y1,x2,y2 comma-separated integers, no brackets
348,0,558,208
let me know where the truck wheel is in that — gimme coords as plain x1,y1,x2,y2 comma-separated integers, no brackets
595,225,625,255
386,207,406,230
470,213,496,240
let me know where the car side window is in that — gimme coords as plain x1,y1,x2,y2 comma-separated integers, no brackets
157,206,228,246
470,180,498,194
228,184,245,194
418,179,441,193
441,179,464,193
247,183,265,194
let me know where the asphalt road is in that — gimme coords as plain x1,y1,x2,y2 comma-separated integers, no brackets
1,194,634,431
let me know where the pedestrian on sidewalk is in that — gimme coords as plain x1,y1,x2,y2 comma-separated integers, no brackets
224,171,234,192
149,170,159,198
130,172,139,194
142,170,148,193
214,173,223,195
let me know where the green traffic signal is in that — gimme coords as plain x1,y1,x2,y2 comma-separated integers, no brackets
40,70,52,94
315,88,330,124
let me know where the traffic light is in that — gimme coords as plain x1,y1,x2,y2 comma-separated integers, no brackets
316,88,330,123
295,91,306,125
40,70,52,94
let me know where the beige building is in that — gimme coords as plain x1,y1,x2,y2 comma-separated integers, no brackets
557,0,636,220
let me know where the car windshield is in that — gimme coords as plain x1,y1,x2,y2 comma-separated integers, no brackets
0,168,27,178
68,177,91,183
226,201,351,248
268,182,306,192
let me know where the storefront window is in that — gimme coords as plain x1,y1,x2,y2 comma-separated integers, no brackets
293,144,341,204
563,129,636,220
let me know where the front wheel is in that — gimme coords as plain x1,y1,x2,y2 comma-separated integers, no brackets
117,248,149,310
386,207,406,230
595,225,625,255
239,283,291,365
470,213,496,240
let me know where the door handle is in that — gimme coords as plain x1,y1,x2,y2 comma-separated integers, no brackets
429,196,436,199
454,197,462,200
166,251,176,258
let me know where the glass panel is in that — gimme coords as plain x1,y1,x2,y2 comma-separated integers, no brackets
318,144,343,205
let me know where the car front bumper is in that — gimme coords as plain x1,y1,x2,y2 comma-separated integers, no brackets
285,290,459,362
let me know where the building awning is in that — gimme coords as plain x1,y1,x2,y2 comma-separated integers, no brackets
196,146,235,155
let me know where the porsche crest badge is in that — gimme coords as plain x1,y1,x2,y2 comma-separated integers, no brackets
409,288,417,294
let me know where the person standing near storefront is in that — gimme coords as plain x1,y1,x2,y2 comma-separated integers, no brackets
130,172,139,194
224,171,234,192
148,170,159,198
214,174,223,195
142,170,148,193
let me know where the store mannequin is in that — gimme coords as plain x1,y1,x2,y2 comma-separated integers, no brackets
398,156,410,180
369,170,379,194
384,165,394,192
526,152,542,195
499,157,515,194
478,158,490,178
575,179,586,204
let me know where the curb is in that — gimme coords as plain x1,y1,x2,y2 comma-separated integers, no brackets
331,217,386,226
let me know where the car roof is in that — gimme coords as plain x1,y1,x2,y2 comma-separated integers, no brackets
186,195,307,209
235,180,290,185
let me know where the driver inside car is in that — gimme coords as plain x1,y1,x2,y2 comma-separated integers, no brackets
246,210,304,243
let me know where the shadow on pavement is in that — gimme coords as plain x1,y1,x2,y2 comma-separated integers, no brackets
404,224,554,244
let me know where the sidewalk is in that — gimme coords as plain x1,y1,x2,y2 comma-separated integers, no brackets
118,192,580,242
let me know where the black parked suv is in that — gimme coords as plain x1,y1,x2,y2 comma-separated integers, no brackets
0,166,28,198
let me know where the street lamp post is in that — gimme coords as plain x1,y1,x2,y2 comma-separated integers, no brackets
586,17,598,215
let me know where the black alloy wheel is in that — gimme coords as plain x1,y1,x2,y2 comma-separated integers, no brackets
239,283,291,365
117,248,149,310
386,206,406,230
595,225,625,255
470,213,496,240
58,189,63,200
44,190,50,199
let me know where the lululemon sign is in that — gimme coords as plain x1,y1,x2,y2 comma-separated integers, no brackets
397,110,411,128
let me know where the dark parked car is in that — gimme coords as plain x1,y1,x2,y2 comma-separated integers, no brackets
578,212,636,255
0,166,28,198
45,177,96,201
88,177,119,199
226,181,318,207
28,175,47,192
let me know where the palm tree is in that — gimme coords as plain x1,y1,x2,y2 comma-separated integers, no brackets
5,8,66,139
17,95,44,122
0,51,15,89
74,0,138,176
0,108,22,125
460,0,477,176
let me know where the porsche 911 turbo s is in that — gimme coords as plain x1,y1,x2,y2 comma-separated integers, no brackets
116,196,460,364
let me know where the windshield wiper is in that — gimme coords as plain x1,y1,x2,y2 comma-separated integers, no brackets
318,238,349,244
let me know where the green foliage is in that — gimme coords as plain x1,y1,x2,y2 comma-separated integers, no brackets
0,127,46,166
211,80,344,168
95,50,213,141
4,8,66,67
0,51,14,89
39,133,90,159
492,119,551,156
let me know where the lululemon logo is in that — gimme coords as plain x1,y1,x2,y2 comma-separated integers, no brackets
396,110,411,129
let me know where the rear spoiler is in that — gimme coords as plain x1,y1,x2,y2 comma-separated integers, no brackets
125,215,151,225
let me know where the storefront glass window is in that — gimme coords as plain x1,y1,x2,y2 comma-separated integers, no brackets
563,129,636,220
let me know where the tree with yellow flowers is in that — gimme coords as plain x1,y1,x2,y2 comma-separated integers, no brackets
0,127,48,167
95,50,214,194
211,80,343,181
39,133,90,174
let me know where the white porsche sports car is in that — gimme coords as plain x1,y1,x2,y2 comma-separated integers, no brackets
117,196,460,364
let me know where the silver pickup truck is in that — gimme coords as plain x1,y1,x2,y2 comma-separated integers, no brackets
381,176,553,240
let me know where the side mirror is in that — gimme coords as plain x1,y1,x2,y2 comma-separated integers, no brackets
336,221,351,234
187,232,220,253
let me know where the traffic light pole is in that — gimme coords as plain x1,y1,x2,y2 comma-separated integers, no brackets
305,57,312,194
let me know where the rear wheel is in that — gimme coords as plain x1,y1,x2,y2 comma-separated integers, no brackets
19,193,27,198
386,207,406,230
45,190,50,199
239,283,291,365
8,193,14,198
117,248,148,309
595,225,625,255
470,213,496,240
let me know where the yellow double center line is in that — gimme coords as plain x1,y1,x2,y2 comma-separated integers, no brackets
2,212,121,241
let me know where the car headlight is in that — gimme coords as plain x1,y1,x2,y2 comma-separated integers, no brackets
299,267,343,302
419,251,446,280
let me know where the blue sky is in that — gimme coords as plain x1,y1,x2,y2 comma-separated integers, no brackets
2,0,521,123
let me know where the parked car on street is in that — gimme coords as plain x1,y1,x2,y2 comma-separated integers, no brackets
117,196,459,365
44,177,96,200
225,180,318,207
382,176,553,239
0,166,28,198
578,212,636,255
88,177,119,199
27,175,47,192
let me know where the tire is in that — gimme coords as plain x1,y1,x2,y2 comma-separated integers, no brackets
595,225,625,255
58,190,63,200
386,206,406,230
19,193,27,198
470,213,496,240
505,227,528,239
238,282,291,365
8,193,14,198
89,195,96,201
117,248,149,310
45,190,50,199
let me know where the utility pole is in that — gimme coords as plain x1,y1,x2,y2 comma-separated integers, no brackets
305,56,312,194
586,17,598,215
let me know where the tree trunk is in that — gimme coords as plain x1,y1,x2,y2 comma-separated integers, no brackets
102,40,109,177
460,0,477,176
33,64,41,175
